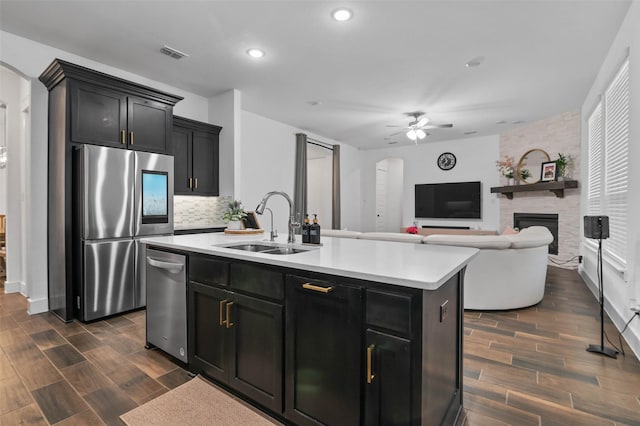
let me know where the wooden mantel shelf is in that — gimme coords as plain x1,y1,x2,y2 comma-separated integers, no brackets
490,180,578,199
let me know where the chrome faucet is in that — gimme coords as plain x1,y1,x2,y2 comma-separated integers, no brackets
264,207,278,242
255,191,300,244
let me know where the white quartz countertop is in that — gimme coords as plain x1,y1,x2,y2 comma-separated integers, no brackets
141,233,479,291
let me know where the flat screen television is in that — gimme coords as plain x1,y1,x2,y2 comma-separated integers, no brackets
415,181,481,219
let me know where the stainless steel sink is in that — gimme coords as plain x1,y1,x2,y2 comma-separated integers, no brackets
218,241,316,255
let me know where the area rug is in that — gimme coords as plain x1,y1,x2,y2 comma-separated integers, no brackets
120,375,280,425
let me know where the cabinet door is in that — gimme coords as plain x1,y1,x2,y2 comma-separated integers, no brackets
285,277,362,426
188,282,230,382
127,96,172,154
172,126,193,195
364,330,412,426
70,81,127,147
227,293,283,413
192,130,219,195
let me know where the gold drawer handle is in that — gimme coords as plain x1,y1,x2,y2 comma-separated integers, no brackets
226,302,234,328
129,131,134,145
194,178,198,189
367,344,375,384
189,177,193,189
121,130,126,144
219,299,228,326
302,283,334,293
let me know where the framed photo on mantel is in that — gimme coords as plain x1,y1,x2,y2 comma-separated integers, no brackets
541,161,557,182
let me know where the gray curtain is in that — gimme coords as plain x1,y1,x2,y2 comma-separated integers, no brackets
332,145,341,229
293,133,307,233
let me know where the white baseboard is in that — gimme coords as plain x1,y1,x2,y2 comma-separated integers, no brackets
579,269,640,360
3,280,21,294
28,297,49,315
20,281,28,295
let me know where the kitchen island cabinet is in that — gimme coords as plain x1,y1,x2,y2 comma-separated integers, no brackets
189,256,284,413
144,234,477,425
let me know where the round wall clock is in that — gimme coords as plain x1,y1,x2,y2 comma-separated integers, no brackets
437,152,456,170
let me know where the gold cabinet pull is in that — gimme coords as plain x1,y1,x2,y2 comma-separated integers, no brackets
194,178,198,189
189,177,193,189
129,131,134,145
121,130,126,144
367,344,375,384
226,302,234,328
219,299,228,326
302,283,334,293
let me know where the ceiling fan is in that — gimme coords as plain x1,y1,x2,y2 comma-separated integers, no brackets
387,111,453,142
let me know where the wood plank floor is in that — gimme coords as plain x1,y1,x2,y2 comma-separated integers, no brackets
1,266,639,425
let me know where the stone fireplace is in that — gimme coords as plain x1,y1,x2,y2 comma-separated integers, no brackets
514,213,559,255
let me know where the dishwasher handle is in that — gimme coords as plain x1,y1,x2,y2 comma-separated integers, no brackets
146,256,185,273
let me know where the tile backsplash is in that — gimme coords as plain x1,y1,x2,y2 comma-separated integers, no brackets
174,195,232,226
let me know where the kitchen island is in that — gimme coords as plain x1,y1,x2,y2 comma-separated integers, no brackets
142,233,478,426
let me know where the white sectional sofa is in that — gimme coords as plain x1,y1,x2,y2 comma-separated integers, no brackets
321,226,554,310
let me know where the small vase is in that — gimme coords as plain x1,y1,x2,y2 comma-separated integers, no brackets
226,220,242,230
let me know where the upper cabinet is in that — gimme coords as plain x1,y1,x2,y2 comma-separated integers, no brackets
173,116,222,196
40,59,182,155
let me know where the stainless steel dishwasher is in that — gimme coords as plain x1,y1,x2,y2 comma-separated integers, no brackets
146,248,187,363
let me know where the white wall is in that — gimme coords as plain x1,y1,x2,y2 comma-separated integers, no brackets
209,89,241,197
359,135,501,232
307,155,332,228
239,111,362,236
580,2,640,358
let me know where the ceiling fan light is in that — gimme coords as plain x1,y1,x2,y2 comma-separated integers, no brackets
416,129,426,139
406,129,418,141
416,117,429,128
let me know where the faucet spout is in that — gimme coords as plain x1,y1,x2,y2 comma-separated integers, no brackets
255,191,299,244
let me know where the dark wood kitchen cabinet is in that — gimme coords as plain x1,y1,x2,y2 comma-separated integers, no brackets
173,116,222,196
70,81,173,153
285,274,362,426
39,59,182,322
188,257,283,413
184,250,466,425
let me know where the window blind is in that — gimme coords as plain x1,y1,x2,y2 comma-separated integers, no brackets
603,59,629,265
587,103,602,217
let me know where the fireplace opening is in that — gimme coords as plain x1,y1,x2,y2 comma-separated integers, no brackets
514,213,558,255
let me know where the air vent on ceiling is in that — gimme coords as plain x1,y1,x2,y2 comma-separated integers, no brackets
160,45,189,60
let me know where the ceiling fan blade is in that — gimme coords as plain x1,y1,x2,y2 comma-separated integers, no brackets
415,117,429,128
421,123,453,129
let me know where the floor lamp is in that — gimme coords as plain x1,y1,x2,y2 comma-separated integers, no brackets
583,215,618,359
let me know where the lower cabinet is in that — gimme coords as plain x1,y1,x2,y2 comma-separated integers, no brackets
285,275,362,426
189,281,283,412
364,330,412,426
187,255,464,426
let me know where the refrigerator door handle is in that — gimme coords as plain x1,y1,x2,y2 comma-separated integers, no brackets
146,257,184,273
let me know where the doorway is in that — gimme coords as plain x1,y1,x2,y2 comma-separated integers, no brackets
307,142,333,228
375,158,403,232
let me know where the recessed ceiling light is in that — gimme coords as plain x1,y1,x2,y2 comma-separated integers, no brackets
332,8,353,21
246,48,265,58
465,56,485,68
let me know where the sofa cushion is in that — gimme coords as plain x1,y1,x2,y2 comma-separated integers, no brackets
358,232,423,243
505,226,553,248
321,229,362,239
423,234,511,249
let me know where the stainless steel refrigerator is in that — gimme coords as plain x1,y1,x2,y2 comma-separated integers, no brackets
73,145,174,321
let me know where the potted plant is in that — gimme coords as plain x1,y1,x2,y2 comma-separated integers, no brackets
555,153,574,181
519,168,531,184
223,200,247,230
